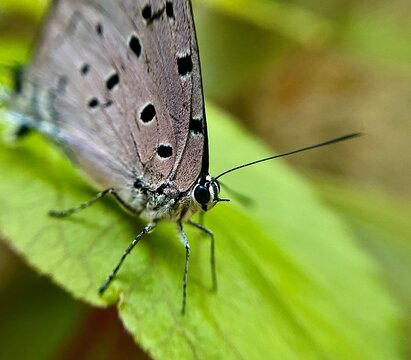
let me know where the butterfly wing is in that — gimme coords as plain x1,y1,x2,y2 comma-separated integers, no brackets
11,0,208,192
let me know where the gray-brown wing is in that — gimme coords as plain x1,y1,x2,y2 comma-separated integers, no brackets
11,0,208,192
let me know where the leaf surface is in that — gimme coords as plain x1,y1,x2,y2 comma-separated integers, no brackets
0,104,402,359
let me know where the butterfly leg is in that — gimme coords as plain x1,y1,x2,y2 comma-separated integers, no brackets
48,188,115,218
178,223,190,315
99,223,156,295
188,220,217,292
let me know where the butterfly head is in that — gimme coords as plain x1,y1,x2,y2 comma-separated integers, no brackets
192,175,227,212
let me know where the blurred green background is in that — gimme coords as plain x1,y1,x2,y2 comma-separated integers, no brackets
0,0,410,359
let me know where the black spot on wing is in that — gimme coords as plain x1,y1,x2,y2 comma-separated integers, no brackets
103,100,113,108
143,4,166,24
128,35,142,58
166,1,174,19
157,144,173,158
88,98,99,109
96,22,103,36
140,103,156,123
177,54,193,77
142,4,152,20
106,73,119,91
80,64,90,76
189,118,203,135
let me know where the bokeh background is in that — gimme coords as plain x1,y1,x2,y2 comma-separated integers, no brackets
0,0,410,358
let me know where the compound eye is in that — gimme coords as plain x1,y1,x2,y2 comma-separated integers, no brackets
194,185,211,205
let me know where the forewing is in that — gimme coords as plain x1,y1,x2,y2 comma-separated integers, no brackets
12,0,208,191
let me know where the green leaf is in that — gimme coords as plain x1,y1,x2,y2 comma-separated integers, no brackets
315,177,411,312
0,103,403,359
199,0,335,47
0,0,47,20
339,5,411,74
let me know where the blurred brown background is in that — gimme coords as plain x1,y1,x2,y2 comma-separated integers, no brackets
196,0,411,200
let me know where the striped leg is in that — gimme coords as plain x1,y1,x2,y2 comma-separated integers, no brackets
48,188,114,218
188,220,217,292
178,223,190,314
99,223,156,295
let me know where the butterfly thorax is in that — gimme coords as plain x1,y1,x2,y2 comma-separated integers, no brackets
114,175,220,223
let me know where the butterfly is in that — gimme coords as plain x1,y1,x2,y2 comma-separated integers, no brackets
4,0,359,313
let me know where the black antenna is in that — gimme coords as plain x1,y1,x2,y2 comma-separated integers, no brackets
215,132,362,180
